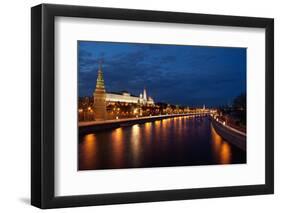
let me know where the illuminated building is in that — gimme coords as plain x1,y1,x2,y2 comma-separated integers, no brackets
106,89,154,105
93,63,107,121
93,62,154,107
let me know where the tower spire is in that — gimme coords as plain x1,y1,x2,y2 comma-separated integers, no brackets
98,59,102,71
143,87,147,102
95,63,105,90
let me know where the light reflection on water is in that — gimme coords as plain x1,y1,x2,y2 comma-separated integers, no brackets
210,125,231,164
79,134,96,169
111,128,124,168
79,116,245,170
131,124,141,166
144,122,152,144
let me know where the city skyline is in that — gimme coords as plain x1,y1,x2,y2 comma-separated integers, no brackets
78,41,246,107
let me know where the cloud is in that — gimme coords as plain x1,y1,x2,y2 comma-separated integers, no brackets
78,42,246,106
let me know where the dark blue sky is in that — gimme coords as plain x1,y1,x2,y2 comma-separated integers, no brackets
78,41,246,107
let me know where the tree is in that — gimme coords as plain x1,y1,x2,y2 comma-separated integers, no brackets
232,93,246,126
233,93,246,111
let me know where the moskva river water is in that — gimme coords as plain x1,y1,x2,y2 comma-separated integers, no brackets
79,115,246,170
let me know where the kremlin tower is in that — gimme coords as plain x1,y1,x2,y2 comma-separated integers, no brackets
93,62,107,121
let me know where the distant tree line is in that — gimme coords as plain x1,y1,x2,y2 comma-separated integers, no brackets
218,92,246,128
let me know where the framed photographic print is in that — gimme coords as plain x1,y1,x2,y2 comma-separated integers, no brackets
31,4,274,209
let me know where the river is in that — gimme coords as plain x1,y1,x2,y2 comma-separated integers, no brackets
79,115,246,170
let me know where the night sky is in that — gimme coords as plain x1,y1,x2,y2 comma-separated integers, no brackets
78,41,246,107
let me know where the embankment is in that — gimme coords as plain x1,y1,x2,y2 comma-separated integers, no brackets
211,118,246,151
79,113,208,135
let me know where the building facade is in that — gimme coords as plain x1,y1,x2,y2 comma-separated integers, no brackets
106,89,154,105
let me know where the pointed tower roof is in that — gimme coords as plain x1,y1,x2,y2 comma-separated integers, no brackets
95,61,105,91
143,87,147,101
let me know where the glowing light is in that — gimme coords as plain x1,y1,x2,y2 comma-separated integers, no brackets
116,116,119,119
133,108,138,114
223,121,226,125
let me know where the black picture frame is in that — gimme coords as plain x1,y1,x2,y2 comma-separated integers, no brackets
31,3,274,209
